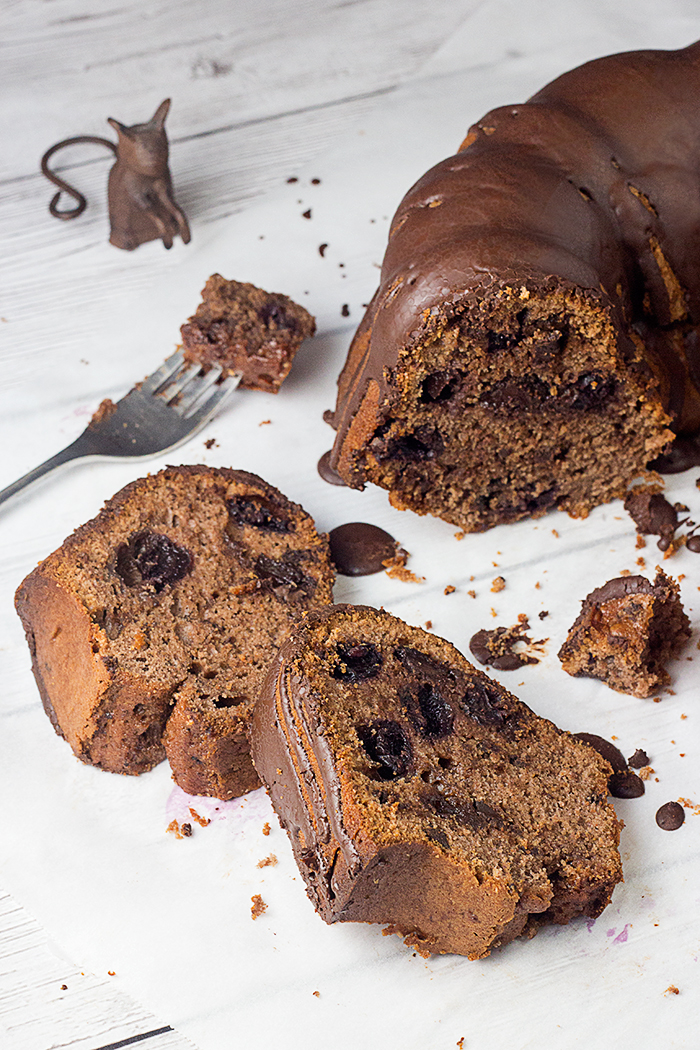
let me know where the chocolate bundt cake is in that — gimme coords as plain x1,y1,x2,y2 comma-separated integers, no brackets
558,569,690,697
326,42,700,531
181,275,316,393
15,466,334,798
251,605,623,959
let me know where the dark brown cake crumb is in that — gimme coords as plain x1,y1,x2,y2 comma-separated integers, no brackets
664,985,681,996
181,275,315,393
262,821,271,836
628,748,650,769
251,894,267,919
382,547,424,582
608,770,645,798
444,585,456,595
558,570,690,696
656,801,685,830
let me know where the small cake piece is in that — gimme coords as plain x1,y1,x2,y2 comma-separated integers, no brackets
251,605,622,959
558,569,690,697
181,275,316,393
15,466,334,798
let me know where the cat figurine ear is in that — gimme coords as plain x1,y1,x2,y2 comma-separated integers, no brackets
41,99,190,251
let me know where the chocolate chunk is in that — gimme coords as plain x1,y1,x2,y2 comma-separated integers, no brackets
317,450,348,487
624,488,678,542
655,801,685,830
608,770,645,798
403,682,454,738
583,574,654,605
421,370,461,403
563,372,615,410
228,495,291,532
650,434,700,474
572,733,627,773
627,748,650,768
382,426,444,463
687,534,700,553
254,553,315,597
333,642,383,682
469,624,538,671
358,720,413,778
328,522,396,576
115,531,192,592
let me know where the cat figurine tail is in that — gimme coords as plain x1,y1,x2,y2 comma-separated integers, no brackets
41,98,191,251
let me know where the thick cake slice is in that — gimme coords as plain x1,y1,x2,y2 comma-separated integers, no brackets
15,466,334,798
251,605,622,959
558,569,690,696
326,43,700,531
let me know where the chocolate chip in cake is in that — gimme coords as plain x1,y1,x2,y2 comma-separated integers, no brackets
627,748,650,769
461,678,509,726
608,770,645,798
328,522,396,576
403,682,454,738
655,801,685,830
572,733,627,773
333,642,383,682
228,495,292,532
358,720,413,779
253,552,316,597
115,531,192,592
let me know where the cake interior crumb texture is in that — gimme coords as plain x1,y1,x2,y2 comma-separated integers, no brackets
253,606,622,959
15,466,334,799
558,569,690,697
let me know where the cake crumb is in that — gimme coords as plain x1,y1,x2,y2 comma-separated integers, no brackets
313,990,320,997
551,529,559,537
678,797,700,814
638,766,655,780
468,589,476,598
382,548,424,583
636,556,646,568
538,610,549,619
251,894,267,919
257,854,278,868
262,821,271,836
204,437,217,449
180,822,192,837
457,1039,465,1049
444,585,456,595
454,530,465,541
166,819,185,839
636,533,647,549
491,576,506,593
108,971,116,976
189,807,210,827
664,986,680,996
60,984,67,991
424,620,433,630
259,419,271,426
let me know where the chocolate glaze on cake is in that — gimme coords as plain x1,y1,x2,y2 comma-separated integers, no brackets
326,43,700,532
251,605,622,959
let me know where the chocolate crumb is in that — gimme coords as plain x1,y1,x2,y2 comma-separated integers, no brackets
538,610,549,619
302,208,312,219
60,984,67,991
628,748,650,768
204,437,217,449
180,822,193,837
341,303,350,317
319,243,328,257
656,801,685,830
609,770,645,798
469,622,543,670
287,177,298,183
251,894,267,919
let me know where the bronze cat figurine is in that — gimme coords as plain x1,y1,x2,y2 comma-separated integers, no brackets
41,99,190,251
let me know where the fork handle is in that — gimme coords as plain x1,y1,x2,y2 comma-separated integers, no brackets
0,431,97,507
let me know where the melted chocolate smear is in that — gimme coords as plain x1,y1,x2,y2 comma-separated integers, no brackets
317,450,347,487
328,522,396,576
650,434,700,474
115,531,192,592
333,642,383,682
469,624,538,671
572,732,627,773
608,770,645,798
358,720,413,779
624,490,678,547
656,801,685,830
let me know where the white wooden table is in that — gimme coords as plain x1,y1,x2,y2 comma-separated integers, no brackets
2,3,700,1048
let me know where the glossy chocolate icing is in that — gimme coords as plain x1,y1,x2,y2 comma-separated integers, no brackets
328,42,700,487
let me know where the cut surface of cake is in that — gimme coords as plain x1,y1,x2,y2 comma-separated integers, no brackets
326,43,700,531
558,569,690,697
251,605,623,959
181,275,316,393
15,466,334,798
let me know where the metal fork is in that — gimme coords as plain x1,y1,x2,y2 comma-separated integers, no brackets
0,351,240,506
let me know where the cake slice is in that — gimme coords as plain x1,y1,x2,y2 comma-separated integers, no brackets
181,275,316,393
558,569,690,696
251,605,622,959
15,466,334,798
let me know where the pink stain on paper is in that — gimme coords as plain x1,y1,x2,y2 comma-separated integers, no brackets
606,924,631,944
